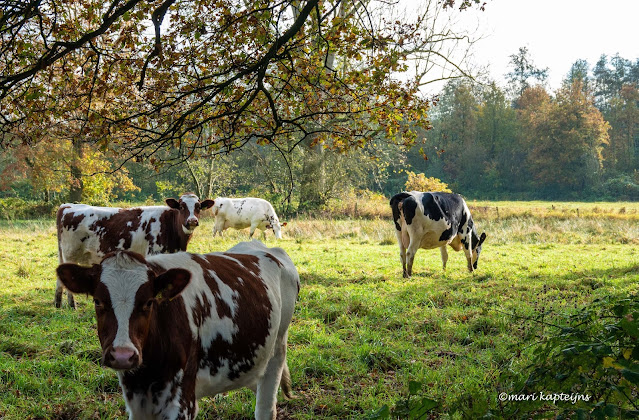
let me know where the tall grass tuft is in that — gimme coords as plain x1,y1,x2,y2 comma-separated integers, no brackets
16,259,32,278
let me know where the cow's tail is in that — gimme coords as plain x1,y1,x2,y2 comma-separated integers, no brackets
55,205,68,263
280,361,294,399
390,192,411,231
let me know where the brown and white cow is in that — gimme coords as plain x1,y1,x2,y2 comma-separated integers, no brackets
55,193,214,308
56,241,299,420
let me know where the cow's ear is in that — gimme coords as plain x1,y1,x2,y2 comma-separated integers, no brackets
200,199,215,210
57,264,100,296
478,232,487,247
165,198,180,209
154,268,191,301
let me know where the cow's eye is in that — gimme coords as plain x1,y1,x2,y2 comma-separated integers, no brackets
143,299,154,311
93,298,102,307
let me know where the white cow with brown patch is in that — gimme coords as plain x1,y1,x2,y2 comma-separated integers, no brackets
56,241,300,420
211,197,286,239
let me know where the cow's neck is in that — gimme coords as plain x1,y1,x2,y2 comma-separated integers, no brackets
162,209,193,252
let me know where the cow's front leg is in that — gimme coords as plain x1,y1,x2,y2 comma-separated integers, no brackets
249,221,262,239
440,246,449,270
464,248,474,273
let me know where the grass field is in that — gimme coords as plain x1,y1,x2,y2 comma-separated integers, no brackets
0,204,638,419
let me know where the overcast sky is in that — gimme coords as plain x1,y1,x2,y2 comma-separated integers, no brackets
453,0,639,90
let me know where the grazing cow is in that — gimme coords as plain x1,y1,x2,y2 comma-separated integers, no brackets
390,191,486,277
211,197,286,239
56,241,300,420
55,193,214,308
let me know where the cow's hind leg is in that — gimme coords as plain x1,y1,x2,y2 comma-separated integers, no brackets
56,249,76,309
440,246,449,270
54,278,64,308
54,278,76,309
280,361,293,399
255,339,289,420
67,289,76,308
395,230,408,278
405,239,420,278
213,219,225,237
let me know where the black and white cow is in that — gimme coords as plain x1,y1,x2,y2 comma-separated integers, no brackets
55,193,214,308
390,191,486,277
56,241,300,420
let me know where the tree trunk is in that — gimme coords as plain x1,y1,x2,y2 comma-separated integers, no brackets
298,137,325,212
206,158,215,198
185,160,203,197
68,138,84,203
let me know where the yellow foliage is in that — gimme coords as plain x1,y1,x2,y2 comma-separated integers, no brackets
623,348,633,360
602,356,615,368
404,171,452,193
80,150,139,205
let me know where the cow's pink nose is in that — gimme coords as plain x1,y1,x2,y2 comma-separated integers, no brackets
187,219,199,227
109,347,138,369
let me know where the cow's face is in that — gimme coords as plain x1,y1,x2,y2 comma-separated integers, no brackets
56,252,190,371
166,193,214,234
470,232,487,271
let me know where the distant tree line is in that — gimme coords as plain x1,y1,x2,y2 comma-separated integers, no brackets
2,49,638,212
412,50,639,200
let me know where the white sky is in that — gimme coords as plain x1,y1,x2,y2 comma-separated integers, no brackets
452,0,639,91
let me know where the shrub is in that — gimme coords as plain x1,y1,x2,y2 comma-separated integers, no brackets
321,189,390,218
0,197,56,219
476,295,639,419
404,171,452,193
597,175,639,200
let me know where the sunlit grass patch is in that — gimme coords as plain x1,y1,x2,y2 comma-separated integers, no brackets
0,210,638,418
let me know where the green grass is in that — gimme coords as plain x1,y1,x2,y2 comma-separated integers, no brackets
0,208,638,419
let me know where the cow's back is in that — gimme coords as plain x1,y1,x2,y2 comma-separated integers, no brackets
57,204,170,265
226,241,299,326
424,192,468,235
145,244,299,397
215,198,276,229
393,191,467,250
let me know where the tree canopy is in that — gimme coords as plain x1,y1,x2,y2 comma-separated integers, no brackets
1,0,484,166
